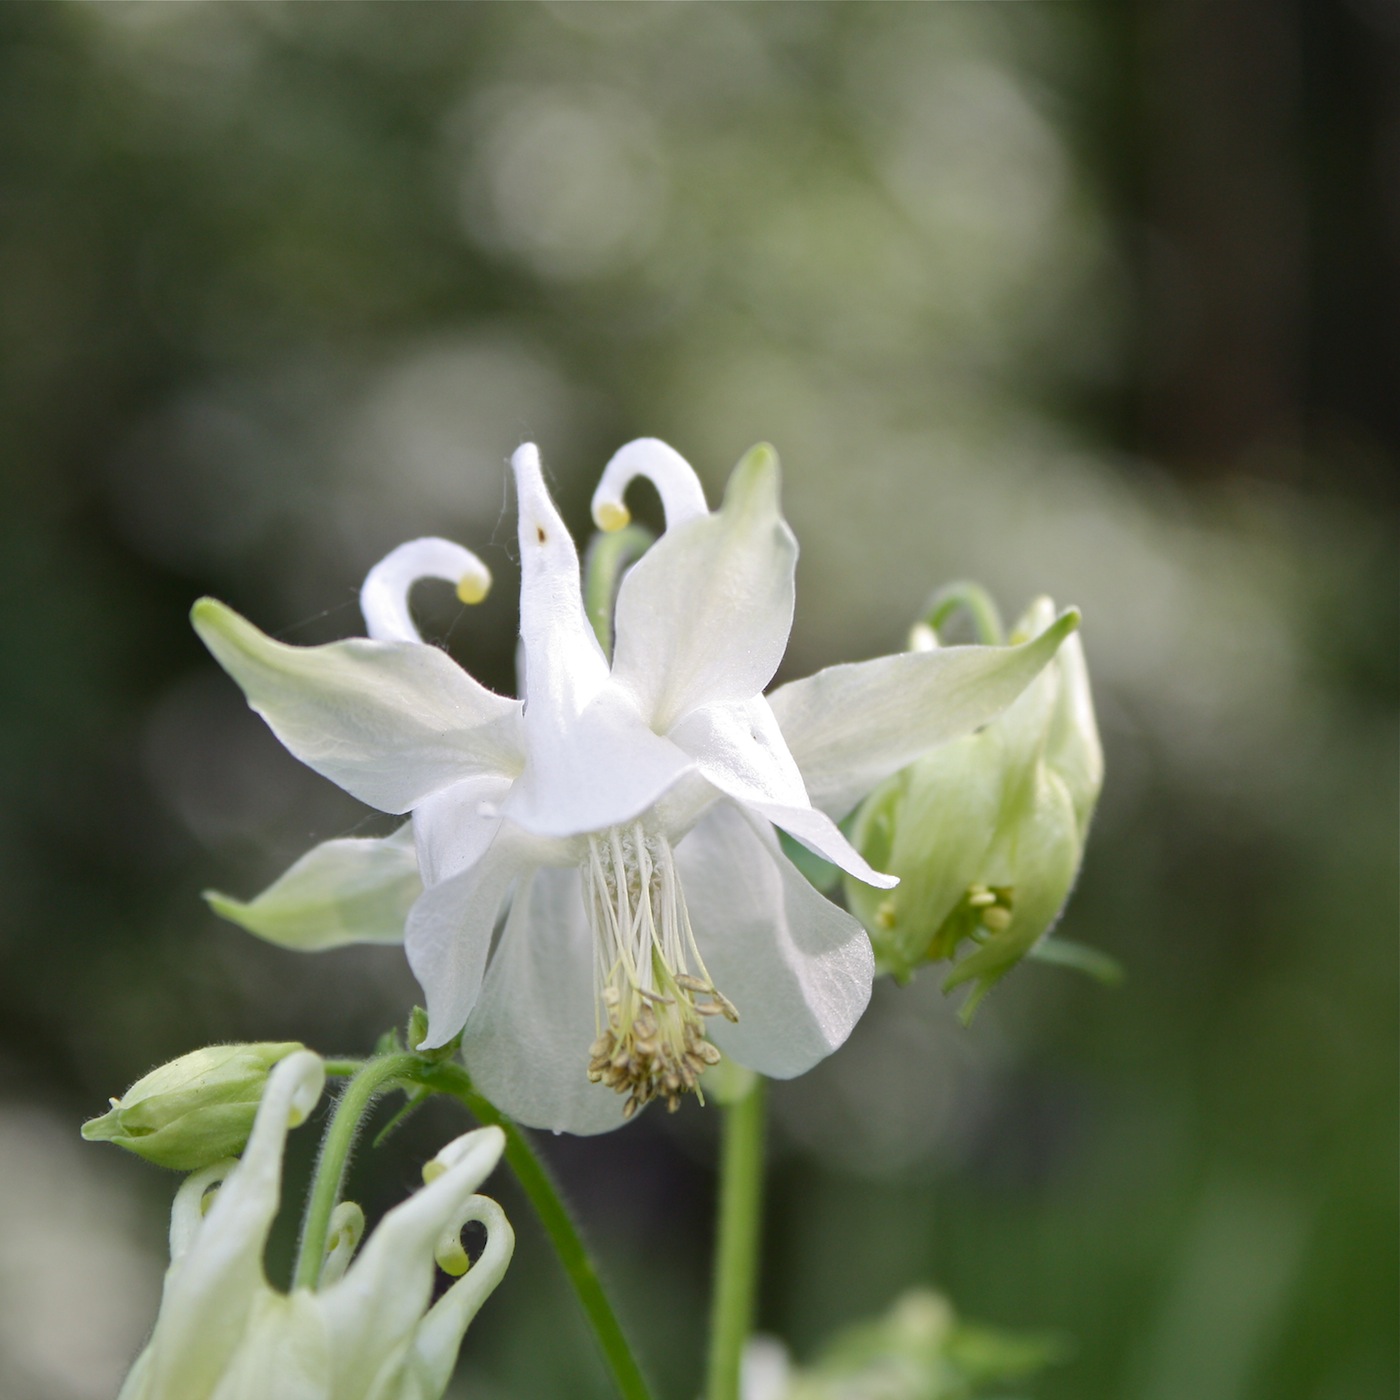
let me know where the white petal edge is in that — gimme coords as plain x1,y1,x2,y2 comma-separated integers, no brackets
412,774,514,886
405,832,529,1049
668,700,896,889
146,1053,324,1399
677,804,874,1079
768,609,1081,821
511,443,699,836
610,444,797,733
193,598,523,814
461,866,631,1135
320,1127,507,1391
504,685,695,839
668,697,810,811
748,799,897,891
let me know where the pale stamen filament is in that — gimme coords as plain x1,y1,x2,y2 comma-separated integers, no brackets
583,823,734,1116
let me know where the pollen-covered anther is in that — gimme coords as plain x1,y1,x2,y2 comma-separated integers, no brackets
970,884,1015,933
582,824,735,1115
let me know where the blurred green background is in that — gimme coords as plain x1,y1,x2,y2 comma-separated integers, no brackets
1,2,1395,1397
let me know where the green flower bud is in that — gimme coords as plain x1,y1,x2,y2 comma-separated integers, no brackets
82,1042,305,1170
846,595,1103,1016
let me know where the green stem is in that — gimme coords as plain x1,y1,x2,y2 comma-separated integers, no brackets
923,581,1005,647
293,1052,418,1290
705,1076,767,1400
321,1057,366,1077
421,1062,656,1400
583,523,654,658
1029,935,1125,986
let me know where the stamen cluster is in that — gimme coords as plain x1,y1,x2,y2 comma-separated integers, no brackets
583,825,737,1116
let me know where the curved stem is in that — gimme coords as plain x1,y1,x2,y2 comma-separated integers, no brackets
293,1052,418,1291
923,581,1005,647
583,523,654,658
705,1076,767,1400
420,1061,656,1400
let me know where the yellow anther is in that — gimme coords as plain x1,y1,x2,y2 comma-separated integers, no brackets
593,500,631,533
876,898,898,929
456,570,490,606
981,905,1013,933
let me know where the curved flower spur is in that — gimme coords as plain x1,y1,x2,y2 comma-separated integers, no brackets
194,440,1078,1134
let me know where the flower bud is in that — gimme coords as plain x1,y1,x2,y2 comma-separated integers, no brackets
82,1042,305,1170
846,596,1102,1015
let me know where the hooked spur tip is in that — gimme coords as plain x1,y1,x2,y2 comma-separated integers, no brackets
593,500,631,533
455,567,490,605
592,437,709,531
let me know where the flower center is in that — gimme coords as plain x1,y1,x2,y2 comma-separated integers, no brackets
582,824,737,1117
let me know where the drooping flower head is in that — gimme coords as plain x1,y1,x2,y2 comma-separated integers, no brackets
119,1051,512,1400
196,440,1078,1133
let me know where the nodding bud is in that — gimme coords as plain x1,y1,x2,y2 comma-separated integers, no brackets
82,1042,306,1172
847,593,1103,1017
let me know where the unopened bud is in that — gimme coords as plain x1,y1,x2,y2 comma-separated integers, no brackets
82,1042,304,1171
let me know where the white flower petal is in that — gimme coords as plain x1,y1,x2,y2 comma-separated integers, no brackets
319,1128,506,1395
677,805,874,1079
405,835,528,1049
147,1053,325,1399
193,599,523,814
505,685,694,838
360,537,491,644
611,445,797,732
462,867,631,1135
591,437,709,532
411,1195,514,1396
668,697,810,810
412,774,514,885
767,609,1081,820
205,1291,329,1400
511,446,696,835
748,799,897,890
204,827,420,950
668,699,896,887
512,442,609,722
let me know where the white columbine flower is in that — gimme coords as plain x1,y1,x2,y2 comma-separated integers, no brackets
120,1051,513,1400
196,440,1077,1134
